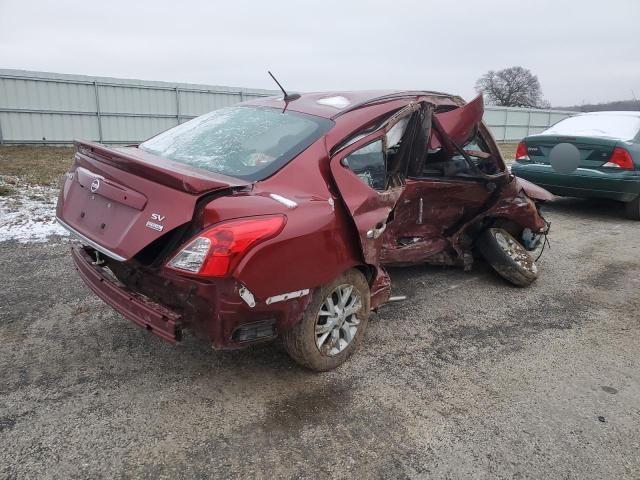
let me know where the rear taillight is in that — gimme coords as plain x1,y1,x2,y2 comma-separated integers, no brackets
603,147,634,169
515,141,529,161
166,215,286,277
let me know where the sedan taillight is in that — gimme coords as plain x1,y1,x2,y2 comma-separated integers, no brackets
603,147,634,169
515,141,529,161
166,215,286,277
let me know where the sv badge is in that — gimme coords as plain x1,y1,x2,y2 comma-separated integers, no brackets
146,213,166,232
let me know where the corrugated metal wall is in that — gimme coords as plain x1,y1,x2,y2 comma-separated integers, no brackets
484,106,575,142
0,69,277,145
0,69,576,144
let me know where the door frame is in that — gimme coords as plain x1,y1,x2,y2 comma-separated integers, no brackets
329,101,430,266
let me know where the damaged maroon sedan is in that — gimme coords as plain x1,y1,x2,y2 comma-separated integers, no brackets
56,90,551,371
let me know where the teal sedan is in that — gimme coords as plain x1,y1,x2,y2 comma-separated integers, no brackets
511,111,640,219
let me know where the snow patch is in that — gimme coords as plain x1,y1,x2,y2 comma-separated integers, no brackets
0,185,68,243
317,96,350,109
541,113,640,141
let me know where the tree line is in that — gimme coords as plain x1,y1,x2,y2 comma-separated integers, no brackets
475,66,638,111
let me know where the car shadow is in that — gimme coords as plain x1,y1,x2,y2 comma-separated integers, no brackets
541,197,630,221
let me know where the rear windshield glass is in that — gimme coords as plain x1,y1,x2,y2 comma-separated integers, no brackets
140,106,333,181
543,114,640,141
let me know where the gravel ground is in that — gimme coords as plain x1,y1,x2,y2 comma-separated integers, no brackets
1,197,639,479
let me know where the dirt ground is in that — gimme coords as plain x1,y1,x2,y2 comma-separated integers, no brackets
1,186,639,478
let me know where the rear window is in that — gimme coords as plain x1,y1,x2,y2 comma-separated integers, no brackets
140,106,333,181
543,114,640,141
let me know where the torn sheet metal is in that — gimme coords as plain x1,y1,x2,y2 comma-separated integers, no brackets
429,94,484,150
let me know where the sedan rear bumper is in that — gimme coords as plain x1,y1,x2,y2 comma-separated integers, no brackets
71,244,182,343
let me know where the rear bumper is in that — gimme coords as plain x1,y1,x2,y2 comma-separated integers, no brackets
512,163,640,202
71,245,182,343
71,244,311,348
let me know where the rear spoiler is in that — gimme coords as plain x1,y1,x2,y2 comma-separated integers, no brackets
74,141,249,194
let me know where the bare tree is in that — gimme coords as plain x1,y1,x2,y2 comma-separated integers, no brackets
475,66,549,108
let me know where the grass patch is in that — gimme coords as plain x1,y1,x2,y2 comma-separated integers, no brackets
0,184,17,196
0,145,75,186
497,143,518,161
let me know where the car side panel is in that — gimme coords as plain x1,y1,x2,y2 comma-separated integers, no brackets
512,163,640,202
226,141,363,300
380,178,492,264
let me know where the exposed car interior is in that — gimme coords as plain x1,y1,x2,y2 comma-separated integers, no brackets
422,129,503,178
343,111,414,191
343,99,506,188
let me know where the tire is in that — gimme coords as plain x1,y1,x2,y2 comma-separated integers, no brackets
282,269,370,371
625,196,640,220
477,228,538,287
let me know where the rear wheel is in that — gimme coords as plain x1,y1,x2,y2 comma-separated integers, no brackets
477,228,538,287
282,269,370,371
625,196,640,220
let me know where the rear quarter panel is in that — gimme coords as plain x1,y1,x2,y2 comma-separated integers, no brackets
206,140,363,300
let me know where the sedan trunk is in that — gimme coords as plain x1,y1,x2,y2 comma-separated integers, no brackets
56,141,248,262
524,135,618,168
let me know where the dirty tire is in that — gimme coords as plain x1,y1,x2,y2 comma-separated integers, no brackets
625,196,640,220
282,269,370,371
477,228,538,287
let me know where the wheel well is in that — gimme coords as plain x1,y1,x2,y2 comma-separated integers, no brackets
484,217,523,238
354,264,376,286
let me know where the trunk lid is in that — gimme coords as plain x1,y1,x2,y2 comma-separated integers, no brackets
56,141,248,261
524,135,618,168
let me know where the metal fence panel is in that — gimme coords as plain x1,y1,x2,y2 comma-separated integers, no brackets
100,115,178,144
0,69,277,144
98,84,177,115
0,69,578,145
178,90,240,117
484,106,576,142
0,76,96,112
0,111,99,143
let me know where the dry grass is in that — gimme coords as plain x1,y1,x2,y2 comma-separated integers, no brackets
0,184,17,196
497,143,518,161
0,145,75,186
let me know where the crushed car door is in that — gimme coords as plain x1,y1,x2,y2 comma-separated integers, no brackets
330,102,427,266
381,96,510,265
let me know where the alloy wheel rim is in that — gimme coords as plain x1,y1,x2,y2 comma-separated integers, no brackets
315,284,362,356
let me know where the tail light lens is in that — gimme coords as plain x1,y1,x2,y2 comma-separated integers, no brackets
515,141,529,161
603,147,634,169
166,215,286,277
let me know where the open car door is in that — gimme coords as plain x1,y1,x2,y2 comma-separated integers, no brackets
330,102,430,266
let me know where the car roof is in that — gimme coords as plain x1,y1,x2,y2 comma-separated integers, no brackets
244,90,460,119
579,111,640,117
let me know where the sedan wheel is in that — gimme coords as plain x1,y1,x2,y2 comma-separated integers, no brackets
282,270,370,371
477,227,538,287
315,284,362,356
625,196,640,220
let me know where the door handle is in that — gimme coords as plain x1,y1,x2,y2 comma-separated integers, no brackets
367,222,387,239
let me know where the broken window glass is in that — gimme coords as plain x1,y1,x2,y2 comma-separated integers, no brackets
343,140,386,191
140,106,333,181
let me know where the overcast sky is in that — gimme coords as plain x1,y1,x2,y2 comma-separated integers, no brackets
1,0,638,107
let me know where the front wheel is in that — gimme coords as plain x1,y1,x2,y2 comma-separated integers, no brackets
477,228,538,287
282,269,370,371
625,196,640,220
